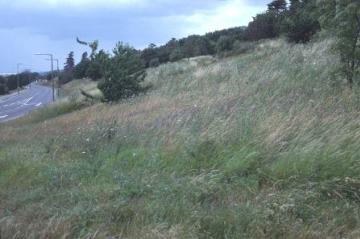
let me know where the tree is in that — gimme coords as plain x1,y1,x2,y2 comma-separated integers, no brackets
0,76,8,95
284,0,320,43
267,0,287,13
149,58,160,67
141,43,158,67
169,47,184,62
319,0,360,87
216,35,233,53
76,38,108,80
98,43,146,101
64,51,75,72
77,37,99,59
74,52,90,79
246,12,279,41
86,50,110,81
61,51,75,84
181,35,212,58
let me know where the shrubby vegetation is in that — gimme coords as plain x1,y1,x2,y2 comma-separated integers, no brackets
319,0,360,87
283,0,320,43
66,0,326,101
98,43,145,101
0,75,7,95
138,0,321,68
41,0,358,102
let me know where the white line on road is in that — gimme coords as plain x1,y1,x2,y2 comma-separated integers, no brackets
0,115,8,119
23,97,34,105
3,102,18,107
35,103,42,107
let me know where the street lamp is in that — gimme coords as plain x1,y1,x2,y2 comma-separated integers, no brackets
54,59,59,72
35,53,55,101
47,58,59,72
17,63,22,94
46,58,60,97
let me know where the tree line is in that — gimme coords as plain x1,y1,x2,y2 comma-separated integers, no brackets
0,71,40,95
59,0,360,102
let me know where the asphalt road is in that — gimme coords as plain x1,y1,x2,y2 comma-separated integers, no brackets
0,83,53,123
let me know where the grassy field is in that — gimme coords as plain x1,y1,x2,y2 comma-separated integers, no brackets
2,38,360,238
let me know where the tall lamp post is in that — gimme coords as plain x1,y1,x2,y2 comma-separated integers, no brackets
47,58,59,72
54,59,59,72
46,58,60,97
35,53,55,101
16,63,22,94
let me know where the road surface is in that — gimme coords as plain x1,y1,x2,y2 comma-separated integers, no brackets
0,83,53,123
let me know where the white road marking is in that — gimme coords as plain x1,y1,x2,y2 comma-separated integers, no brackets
0,84,53,122
3,97,34,107
23,97,34,106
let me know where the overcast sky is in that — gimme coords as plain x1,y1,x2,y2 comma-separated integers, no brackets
0,0,267,73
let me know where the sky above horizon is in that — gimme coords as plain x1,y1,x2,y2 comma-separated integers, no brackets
0,0,268,73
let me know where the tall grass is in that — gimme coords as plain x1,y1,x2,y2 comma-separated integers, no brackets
1,38,360,238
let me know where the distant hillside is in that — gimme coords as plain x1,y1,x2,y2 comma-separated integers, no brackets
2,38,360,238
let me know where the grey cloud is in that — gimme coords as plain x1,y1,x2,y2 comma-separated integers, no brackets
0,0,269,72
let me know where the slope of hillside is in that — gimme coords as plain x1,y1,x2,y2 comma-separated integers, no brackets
2,39,360,238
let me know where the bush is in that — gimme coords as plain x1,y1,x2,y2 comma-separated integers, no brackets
86,50,110,81
169,48,184,62
0,76,8,95
0,83,8,95
98,42,146,101
74,58,90,79
86,61,103,81
232,41,255,55
216,36,233,53
286,18,320,43
284,1,320,43
149,58,160,68
59,71,74,85
246,12,279,41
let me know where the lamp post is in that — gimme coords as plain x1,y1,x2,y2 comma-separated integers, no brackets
35,53,55,101
46,58,60,97
55,59,59,72
16,63,22,94
47,58,59,72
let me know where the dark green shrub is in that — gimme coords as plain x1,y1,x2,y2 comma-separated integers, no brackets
0,76,8,95
284,0,320,43
74,53,90,79
98,42,146,101
85,50,110,81
216,36,233,53
169,48,184,62
86,61,103,81
59,71,74,85
0,83,8,95
149,58,160,68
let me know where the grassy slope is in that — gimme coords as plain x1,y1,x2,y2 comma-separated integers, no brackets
2,39,360,238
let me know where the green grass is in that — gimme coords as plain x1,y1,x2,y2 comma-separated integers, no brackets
1,38,360,238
